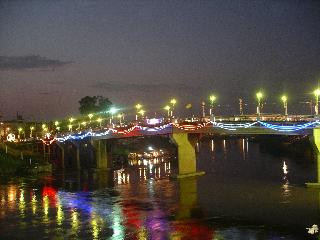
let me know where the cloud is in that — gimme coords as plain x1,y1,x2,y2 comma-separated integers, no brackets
0,55,73,71
91,81,203,92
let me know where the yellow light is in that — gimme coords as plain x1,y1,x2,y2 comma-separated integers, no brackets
170,99,177,105
164,105,170,110
54,121,59,126
68,124,72,129
281,95,287,102
314,89,320,96
88,113,94,119
256,92,263,99
69,117,75,123
117,114,122,119
97,118,102,123
209,95,216,102
135,104,142,110
42,124,46,129
81,121,87,126
18,127,23,132
138,110,145,116
30,126,35,130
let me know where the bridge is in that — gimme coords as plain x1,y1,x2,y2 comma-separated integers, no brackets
49,120,320,187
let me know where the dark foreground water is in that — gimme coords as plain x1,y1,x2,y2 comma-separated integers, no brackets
0,138,319,239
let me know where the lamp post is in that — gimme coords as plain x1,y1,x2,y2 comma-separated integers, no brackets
139,109,145,119
97,118,102,128
170,98,177,118
314,89,320,116
209,95,216,116
256,92,263,115
69,118,75,131
281,95,288,116
135,104,142,120
30,126,34,138
88,113,93,123
164,105,171,117
18,127,23,140
109,107,117,125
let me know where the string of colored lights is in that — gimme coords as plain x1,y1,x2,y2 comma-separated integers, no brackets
212,121,258,131
257,121,319,132
52,121,320,143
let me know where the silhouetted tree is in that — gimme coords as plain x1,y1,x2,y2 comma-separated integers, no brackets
79,96,112,115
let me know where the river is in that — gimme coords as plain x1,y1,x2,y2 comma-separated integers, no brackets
0,138,319,239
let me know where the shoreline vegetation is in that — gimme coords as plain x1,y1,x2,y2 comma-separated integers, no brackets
0,143,51,179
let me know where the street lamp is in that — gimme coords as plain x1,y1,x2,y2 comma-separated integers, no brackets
256,91,263,115
164,105,171,117
109,107,118,125
170,98,177,117
97,118,102,128
281,95,288,116
30,126,35,138
69,118,75,131
209,95,216,116
314,89,320,115
88,113,94,123
138,109,145,119
135,104,142,120
18,127,23,140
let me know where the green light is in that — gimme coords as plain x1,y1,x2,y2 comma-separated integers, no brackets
281,95,287,102
314,89,320,96
256,92,263,99
209,95,216,103
138,109,145,116
170,99,177,105
135,104,142,110
109,107,117,115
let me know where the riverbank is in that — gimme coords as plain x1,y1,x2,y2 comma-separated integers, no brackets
0,142,51,178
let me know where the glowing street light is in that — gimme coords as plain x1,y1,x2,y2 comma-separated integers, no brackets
170,98,177,117
30,126,35,138
88,113,94,122
256,91,263,115
135,104,142,120
314,89,320,115
281,95,288,116
164,105,171,117
54,121,59,127
109,107,118,125
18,127,23,140
68,124,73,131
138,109,145,118
209,95,216,115
97,118,102,128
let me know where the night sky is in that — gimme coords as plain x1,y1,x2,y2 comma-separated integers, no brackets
1,1,320,120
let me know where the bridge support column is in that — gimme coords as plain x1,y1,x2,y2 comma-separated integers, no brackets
171,133,205,178
70,141,81,170
306,128,320,188
55,142,65,169
92,139,112,170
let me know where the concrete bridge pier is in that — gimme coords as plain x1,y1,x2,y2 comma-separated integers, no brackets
91,139,113,170
171,133,205,178
306,128,320,188
55,142,65,169
70,141,81,170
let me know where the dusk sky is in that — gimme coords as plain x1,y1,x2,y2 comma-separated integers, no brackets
1,0,320,120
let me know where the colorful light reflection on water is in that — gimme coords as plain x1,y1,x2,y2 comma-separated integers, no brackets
0,139,318,239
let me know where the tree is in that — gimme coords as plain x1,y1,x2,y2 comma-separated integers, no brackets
78,96,112,115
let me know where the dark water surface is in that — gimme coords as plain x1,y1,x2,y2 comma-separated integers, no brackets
0,138,319,239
